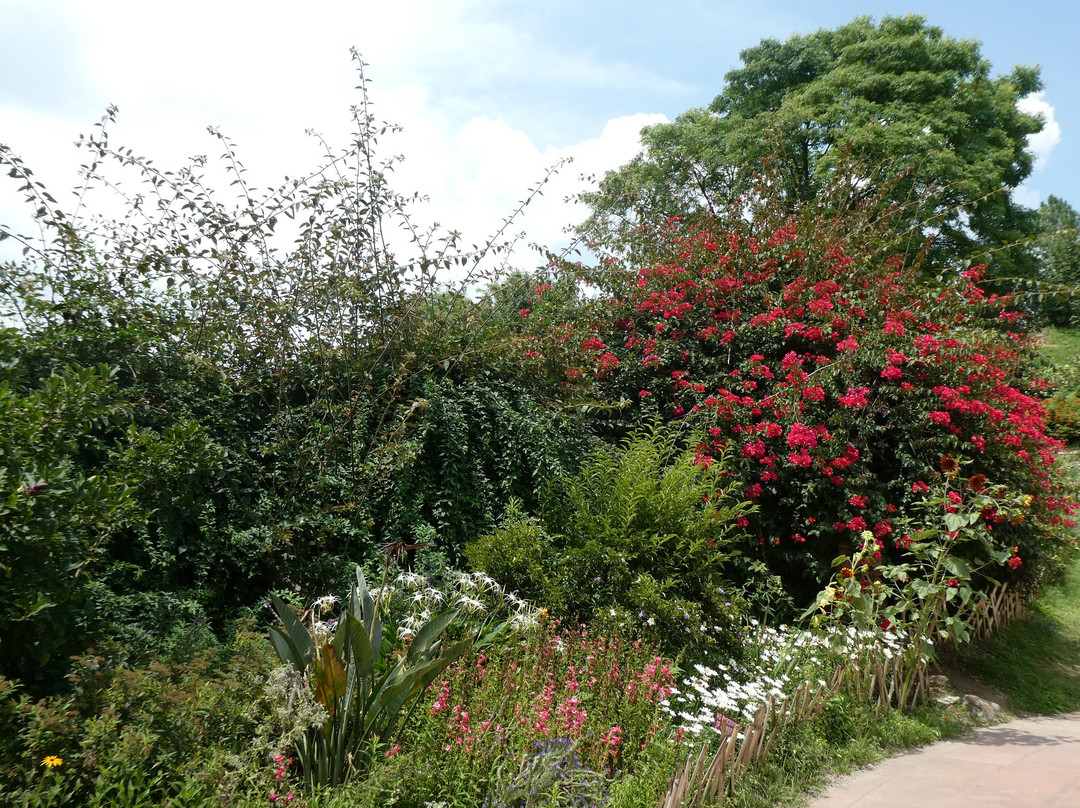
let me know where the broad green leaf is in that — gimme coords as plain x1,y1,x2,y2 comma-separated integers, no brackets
269,626,305,672
340,612,375,679
406,608,459,664
943,512,966,532
944,557,972,579
269,593,315,671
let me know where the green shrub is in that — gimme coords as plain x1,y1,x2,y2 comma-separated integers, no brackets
0,330,141,684
467,424,760,655
488,739,608,808
0,627,277,806
1045,393,1080,445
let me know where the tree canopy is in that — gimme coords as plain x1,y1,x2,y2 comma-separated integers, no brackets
1036,195,1080,325
583,15,1044,278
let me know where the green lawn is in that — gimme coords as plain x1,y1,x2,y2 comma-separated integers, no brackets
1040,326,1080,368
953,557,1080,714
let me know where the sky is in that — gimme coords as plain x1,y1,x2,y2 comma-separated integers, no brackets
1,0,1075,272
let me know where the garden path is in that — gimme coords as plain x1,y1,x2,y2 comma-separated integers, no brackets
807,712,1080,807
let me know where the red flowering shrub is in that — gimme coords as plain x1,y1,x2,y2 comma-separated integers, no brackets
546,216,1077,606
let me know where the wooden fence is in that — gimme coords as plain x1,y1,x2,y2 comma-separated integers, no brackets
658,669,844,808
658,581,1026,807
966,582,1025,641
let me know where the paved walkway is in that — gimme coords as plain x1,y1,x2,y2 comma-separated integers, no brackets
808,713,1080,808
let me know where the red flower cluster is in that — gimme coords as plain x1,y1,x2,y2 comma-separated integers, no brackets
571,220,1074,591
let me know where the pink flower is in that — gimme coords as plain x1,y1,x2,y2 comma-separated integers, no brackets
596,352,620,372
743,440,767,459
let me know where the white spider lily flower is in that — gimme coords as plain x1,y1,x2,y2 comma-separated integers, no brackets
455,595,485,613
311,594,339,615
396,571,425,587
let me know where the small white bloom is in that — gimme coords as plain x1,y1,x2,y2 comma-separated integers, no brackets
311,594,339,614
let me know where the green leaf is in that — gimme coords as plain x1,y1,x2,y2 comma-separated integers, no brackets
269,626,305,672
337,612,375,679
944,557,972,579
406,608,459,664
269,593,315,671
943,512,966,532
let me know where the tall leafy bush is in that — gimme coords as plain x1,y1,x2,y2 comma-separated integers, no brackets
467,425,760,653
0,57,590,678
533,183,1078,608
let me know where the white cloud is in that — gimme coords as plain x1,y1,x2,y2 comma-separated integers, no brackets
1011,92,1063,210
1018,91,1062,170
382,111,668,261
0,1,675,274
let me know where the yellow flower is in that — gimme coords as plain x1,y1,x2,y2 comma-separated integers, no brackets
42,755,63,768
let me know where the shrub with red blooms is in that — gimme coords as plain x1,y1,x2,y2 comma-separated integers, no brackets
545,216,1078,607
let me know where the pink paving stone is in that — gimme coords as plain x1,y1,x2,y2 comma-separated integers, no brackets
807,713,1080,808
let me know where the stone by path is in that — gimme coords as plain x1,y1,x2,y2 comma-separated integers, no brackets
807,713,1080,808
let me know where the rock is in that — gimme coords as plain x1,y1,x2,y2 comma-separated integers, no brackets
928,674,951,689
934,694,960,706
963,694,1003,723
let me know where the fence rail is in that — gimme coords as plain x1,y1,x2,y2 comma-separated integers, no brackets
658,669,843,808
658,582,1026,807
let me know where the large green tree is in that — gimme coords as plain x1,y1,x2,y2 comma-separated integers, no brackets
583,15,1044,278
1035,195,1080,325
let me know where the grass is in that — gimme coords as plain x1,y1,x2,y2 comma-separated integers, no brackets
733,553,1080,808
952,556,1080,714
717,700,971,808
1038,326,1080,369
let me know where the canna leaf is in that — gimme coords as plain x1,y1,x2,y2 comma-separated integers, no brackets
269,593,316,671
406,608,459,663
313,641,348,716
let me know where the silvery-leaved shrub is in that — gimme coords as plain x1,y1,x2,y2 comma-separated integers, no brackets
487,738,608,808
